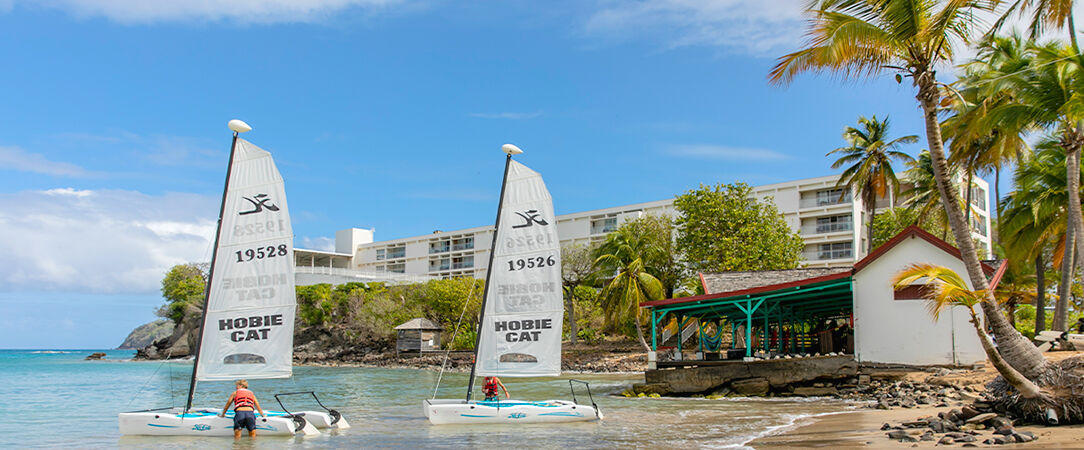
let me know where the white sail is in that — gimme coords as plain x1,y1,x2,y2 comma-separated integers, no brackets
195,138,296,381
475,160,563,377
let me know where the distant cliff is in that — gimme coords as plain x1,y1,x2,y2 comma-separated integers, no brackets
118,319,175,350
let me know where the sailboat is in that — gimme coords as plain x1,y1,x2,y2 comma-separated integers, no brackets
423,144,602,425
119,120,349,436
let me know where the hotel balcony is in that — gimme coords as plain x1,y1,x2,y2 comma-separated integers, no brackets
802,248,854,262
800,221,853,235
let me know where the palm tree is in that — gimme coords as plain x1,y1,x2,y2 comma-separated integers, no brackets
902,150,952,238
993,258,1039,327
1001,143,1083,331
828,115,917,254
593,227,665,353
893,264,1044,398
769,0,1049,379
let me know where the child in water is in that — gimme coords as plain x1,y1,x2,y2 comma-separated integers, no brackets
483,376,510,401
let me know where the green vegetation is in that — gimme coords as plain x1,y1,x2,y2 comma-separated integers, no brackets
593,223,666,352
673,183,803,272
828,115,917,254
159,263,206,324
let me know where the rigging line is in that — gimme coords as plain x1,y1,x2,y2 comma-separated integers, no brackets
126,348,173,409
432,279,479,400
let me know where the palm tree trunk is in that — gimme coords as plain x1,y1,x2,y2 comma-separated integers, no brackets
634,317,650,353
969,306,1044,399
1035,255,1046,334
1068,147,1084,331
915,72,1049,379
867,203,875,255
1056,225,1074,332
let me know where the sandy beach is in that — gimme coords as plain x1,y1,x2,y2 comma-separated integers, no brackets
751,405,1084,448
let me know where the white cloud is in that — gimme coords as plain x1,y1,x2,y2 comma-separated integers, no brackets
0,145,93,177
299,236,336,252
15,0,412,24
469,111,543,120
583,0,805,55
665,144,788,161
0,188,217,294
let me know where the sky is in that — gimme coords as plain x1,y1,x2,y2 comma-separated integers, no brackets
0,1,1073,348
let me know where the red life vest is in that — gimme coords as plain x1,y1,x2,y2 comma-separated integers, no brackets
233,388,256,410
483,378,498,397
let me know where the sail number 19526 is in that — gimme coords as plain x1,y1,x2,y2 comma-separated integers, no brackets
235,244,289,263
507,255,556,271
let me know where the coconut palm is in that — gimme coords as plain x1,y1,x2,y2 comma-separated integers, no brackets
828,115,917,254
1001,142,1083,330
593,227,665,353
992,0,1079,48
993,259,1039,327
893,264,1044,398
902,150,952,237
769,0,1049,379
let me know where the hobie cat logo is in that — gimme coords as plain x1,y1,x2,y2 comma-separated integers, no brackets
508,412,526,419
239,194,279,215
192,424,211,431
512,210,548,228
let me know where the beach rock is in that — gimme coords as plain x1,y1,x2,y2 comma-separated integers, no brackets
993,425,1014,436
927,419,945,433
989,416,1012,429
959,405,979,420
632,383,671,396
85,352,106,360
938,436,954,445
886,430,909,440
920,431,934,441
965,412,997,424
858,374,871,385
881,423,892,431
962,444,978,447
730,378,770,396
1013,432,1034,443
954,435,977,443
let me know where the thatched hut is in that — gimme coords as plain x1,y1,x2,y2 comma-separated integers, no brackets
395,318,443,354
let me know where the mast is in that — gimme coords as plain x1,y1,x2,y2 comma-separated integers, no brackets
184,125,245,413
465,152,514,402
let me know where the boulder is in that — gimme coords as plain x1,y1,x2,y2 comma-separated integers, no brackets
85,352,106,360
886,430,909,440
938,436,954,445
965,412,998,424
730,378,770,396
632,383,671,396
959,405,980,420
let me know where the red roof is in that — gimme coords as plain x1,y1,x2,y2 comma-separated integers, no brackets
641,225,996,309
851,225,996,275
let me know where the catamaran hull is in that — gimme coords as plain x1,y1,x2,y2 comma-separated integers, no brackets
118,408,319,436
267,410,350,429
424,399,602,424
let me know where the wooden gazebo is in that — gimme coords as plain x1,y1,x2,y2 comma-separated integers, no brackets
394,318,443,354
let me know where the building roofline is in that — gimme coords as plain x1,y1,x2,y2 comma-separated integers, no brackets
294,248,354,257
851,225,995,275
640,271,852,308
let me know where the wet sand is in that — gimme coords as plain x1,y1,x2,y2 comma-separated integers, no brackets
750,406,1084,448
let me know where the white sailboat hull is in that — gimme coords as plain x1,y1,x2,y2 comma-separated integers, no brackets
118,408,319,436
424,399,602,424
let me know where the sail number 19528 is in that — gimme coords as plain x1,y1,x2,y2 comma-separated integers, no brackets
233,220,286,237
235,244,289,263
507,255,556,271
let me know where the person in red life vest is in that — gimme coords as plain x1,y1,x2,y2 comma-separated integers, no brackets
219,379,266,438
482,376,509,401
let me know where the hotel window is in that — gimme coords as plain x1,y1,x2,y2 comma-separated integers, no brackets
376,249,385,261
590,216,618,235
387,262,406,273
815,188,851,206
452,237,474,251
818,241,853,260
386,246,406,259
972,216,988,236
430,258,450,271
816,215,852,233
452,255,474,269
429,240,450,254
970,185,987,211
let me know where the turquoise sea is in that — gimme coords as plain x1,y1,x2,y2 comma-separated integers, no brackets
0,349,855,448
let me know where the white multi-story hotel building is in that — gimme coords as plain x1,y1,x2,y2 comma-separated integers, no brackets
294,174,991,283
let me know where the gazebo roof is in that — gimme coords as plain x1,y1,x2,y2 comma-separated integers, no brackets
394,318,443,330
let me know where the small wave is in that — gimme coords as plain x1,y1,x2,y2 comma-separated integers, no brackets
732,410,855,449
30,351,73,354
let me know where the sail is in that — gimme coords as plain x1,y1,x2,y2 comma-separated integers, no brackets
475,160,563,377
195,138,296,381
